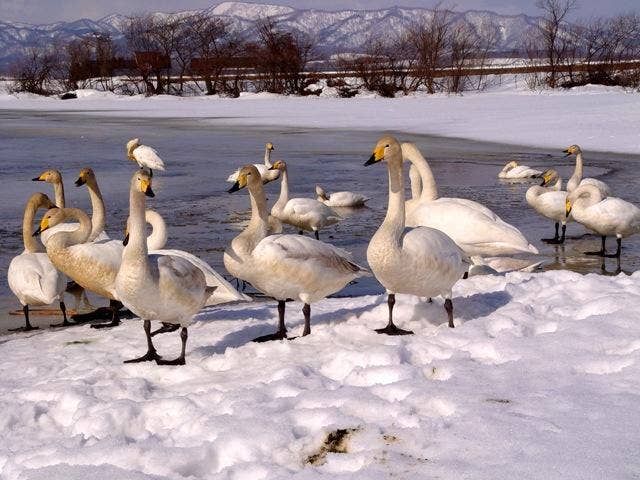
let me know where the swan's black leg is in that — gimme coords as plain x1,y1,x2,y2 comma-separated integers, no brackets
376,294,413,335
314,231,320,240
156,327,188,366
445,299,454,328
302,303,311,336
559,224,566,243
9,305,39,332
542,222,561,243
50,301,73,328
150,322,180,336
298,230,304,235
253,300,288,342
586,236,607,256
91,300,122,329
124,320,161,363
605,238,622,258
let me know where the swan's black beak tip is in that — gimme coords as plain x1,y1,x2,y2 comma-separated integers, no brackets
364,154,377,166
228,182,240,193
74,178,85,187
144,187,155,198
123,233,129,246
32,177,42,182
32,226,42,237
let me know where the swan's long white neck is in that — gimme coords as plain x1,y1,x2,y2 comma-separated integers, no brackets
47,208,92,250
122,184,152,283
572,184,603,211
264,146,273,168
567,152,583,192
85,177,106,242
376,150,406,249
239,179,270,254
402,143,438,201
22,197,45,253
273,166,289,211
409,165,422,200
146,210,167,250
53,179,65,208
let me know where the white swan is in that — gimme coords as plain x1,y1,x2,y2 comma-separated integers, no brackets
270,160,342,240
129,209,251,306
403,143,538,256
224,165,370,341
498,160,543,179
8,193,68,331
566,184,640,258
227,142,280,184
564,145,611,195
526,169,572,244
365,136,468,334
126,138,165,173
32,169,65,207
116,170,209,365
74,167,110,242
315,185,369,207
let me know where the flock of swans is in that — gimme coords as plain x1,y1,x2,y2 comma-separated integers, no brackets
6,135,640,366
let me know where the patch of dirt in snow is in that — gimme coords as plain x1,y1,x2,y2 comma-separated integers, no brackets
305,427,359,466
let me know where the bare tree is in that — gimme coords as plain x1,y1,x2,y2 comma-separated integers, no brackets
122,15,169,95
535,0,577,87
10,46,64,95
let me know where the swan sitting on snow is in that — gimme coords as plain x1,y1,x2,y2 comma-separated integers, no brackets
126,138,165,174
227,142,280,185
564,145,611,196
402,143,538,257
8,193,67,331
315,185,369,207
526,169,572,244
566,184,640,258
269,160,342,240
225,165,370,341
498,161,543,179
365,136,468,334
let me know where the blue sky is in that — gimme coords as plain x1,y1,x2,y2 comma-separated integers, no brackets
1,0,638,24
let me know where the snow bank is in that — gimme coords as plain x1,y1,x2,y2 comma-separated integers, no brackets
1,270,639,479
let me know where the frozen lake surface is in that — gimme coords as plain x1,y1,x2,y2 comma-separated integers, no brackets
1,111,638,330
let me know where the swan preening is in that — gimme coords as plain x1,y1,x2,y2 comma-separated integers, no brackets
8,193,67,331
402,143,538,257
269,160,342,240
225,164,369,341
566,184,640,258
126,138,165,174
227,142,280,184
498,161,543,179
315,185,369,207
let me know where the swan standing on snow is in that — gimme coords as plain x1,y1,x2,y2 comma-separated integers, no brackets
366,136,468,334
116,171,210,365
498,161,543,179
564,145,611,195
126,138,165,175
526,169,572,244
315,185,369,207
269,160,342,240
403,143,538,256
227,142,280,184
225,165,369,341
8,193,67,331
566,184,640,258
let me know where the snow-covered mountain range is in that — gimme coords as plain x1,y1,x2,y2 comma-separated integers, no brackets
0,1,541,69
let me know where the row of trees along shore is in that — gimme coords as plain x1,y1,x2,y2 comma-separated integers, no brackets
8,0,640,98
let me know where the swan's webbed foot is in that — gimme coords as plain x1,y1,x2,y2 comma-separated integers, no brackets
604,253,621,258
375,324,413,335
155,356,185,366
71,306,113,322
542,237,563,244
585,250,606,257
124,349,161,363
253,329,288,342
150,322,180,336
8,325,39,332
90,319,121,329
50,319,74,328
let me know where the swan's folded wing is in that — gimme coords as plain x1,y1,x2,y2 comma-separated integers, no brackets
154,254,206,298
286,198,342,223
133,145,165,171
68,239,123,273
152,249,251,305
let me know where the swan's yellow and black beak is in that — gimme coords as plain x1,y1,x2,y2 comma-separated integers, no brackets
32,174,45,182
540,171,553,186
268,160,283,171
565,199,572,217
365,146,385,166
228,173,248,193
123,224,129,246
75,175,86,187
32,216,50,237
140,178,154,197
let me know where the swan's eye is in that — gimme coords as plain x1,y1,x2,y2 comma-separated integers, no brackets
385,144,390,148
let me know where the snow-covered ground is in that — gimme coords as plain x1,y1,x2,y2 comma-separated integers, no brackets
2,79,640,478
1,270,639,479
1,79,639,155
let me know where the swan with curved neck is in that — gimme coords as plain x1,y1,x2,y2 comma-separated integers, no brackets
8,193,68,331
225,164,369,341
270,160,342,240
526,169,572,244
32,170,65,208
566,184,640,258
116,170,209,365
74,167,108,242
563,145,611,196
227,142,280,184
365,136,467,334
315,185,369,207
498,160,543,179
402,143,538,256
